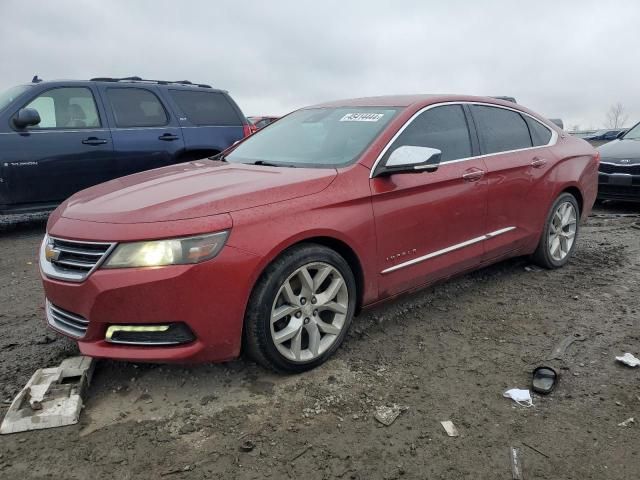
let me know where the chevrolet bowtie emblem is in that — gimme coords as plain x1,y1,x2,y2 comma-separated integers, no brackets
44,241,61,262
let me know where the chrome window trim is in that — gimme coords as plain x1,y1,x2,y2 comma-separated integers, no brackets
0,128,109,135
381,226,516,274
0,126,242,134
369,101,558,178
39,235,117,283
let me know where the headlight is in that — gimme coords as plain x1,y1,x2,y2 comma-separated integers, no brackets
103,231,229,269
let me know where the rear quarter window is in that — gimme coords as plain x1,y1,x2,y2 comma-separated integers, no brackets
472,105,532,154
524,116,552,146
169,90,242,126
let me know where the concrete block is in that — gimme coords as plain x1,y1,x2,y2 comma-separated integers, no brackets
0,356,94,434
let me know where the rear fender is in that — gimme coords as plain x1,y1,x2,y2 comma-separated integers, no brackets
521,152,597,252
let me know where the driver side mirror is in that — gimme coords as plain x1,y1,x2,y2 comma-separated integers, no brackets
13,108,41,129
374,146,442,177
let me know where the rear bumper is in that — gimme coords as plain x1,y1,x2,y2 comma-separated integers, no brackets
598,172,640,201
41,245,261,363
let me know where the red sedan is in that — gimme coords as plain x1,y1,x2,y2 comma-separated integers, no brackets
40,95,599,372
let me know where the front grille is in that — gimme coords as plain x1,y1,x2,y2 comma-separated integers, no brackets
46,301,89,338
41,236,116,282
599,162,640,175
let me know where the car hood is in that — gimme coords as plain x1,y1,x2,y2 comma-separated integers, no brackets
598,139,640,164
61,160,337,223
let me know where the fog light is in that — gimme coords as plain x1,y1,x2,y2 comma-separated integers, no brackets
105,323,195,346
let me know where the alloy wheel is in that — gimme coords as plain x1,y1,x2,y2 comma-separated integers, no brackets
548,201,577,261
270,262,349,363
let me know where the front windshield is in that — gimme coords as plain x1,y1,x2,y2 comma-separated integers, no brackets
622,123,640,140
226,107,399,167
0,85,31,112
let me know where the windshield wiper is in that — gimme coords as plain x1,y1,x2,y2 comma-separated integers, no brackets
252,160,295,168
210,152,226,162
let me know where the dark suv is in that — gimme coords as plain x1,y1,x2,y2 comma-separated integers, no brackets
0,77,251,214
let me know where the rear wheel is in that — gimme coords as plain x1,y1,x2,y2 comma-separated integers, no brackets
244,244,356,373
532,193,580,269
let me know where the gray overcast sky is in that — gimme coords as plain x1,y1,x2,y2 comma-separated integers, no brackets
1,0,638,129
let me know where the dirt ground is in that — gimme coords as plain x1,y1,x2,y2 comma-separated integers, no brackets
0,203,639,480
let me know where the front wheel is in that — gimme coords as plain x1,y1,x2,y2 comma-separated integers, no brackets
244,244,356,373
531,192,580,269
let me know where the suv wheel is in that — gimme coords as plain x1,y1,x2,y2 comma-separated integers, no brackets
244,244,356,373
532,192,580,269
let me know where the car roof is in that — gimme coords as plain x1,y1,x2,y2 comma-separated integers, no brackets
308,94,529,110
306,94,556,127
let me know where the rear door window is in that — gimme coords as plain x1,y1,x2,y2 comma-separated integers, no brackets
168,90,242,126
106,88,168,127
524,117,552,146
24,87,101,129
472,105,532,154
385,105,472,163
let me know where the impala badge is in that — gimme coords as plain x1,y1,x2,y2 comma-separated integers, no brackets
620,159,631,164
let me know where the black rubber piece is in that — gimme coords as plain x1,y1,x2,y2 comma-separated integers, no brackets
531,192,580,269
532,366,558,394
243,243,356,373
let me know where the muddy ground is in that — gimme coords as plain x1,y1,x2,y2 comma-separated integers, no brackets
0,203,639,480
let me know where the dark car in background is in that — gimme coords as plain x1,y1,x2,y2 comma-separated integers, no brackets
598,122,640,201
584,128,626,147
0,77,251,214
248,116,279,131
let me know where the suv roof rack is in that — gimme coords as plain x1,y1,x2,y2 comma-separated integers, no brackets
89,76,212,89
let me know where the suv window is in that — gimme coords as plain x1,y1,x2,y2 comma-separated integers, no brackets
524,117,552,146
0,85,31,113
385,105,472,163
168,90,241,126
24,87,100,129
106,88,168,127
472,105,532,154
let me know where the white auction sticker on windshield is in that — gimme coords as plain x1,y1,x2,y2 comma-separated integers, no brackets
340,113,385,122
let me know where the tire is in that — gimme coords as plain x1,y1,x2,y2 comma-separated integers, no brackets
531,192,580,269
244,243,357,373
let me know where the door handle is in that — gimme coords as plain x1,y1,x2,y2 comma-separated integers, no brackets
159,133,180,141
82,137,107,146
531,157,548,168
462,169,485,182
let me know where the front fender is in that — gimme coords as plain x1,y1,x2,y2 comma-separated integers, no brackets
227,171,378,306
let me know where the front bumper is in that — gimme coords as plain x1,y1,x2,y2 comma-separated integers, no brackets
598,171,640,201
41,245,261,363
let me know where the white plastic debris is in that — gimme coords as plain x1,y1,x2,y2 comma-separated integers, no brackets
440,420,459,437
0,356,94,434
373,404,408,426
618,417,635,427
616,353,640,368
503,388,534,407
510,446,524,480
